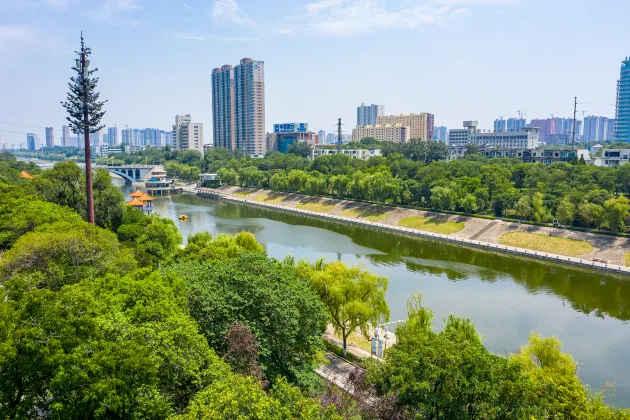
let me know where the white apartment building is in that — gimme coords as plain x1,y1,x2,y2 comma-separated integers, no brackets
311,148,382,161
591,149,630,167
173,114,204,155
448,121,539,149
352,124,410,143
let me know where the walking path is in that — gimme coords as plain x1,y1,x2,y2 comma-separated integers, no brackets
198,187,630,275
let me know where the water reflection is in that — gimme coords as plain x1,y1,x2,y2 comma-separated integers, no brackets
142,192,630,407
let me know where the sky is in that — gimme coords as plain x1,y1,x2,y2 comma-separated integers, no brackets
0,0,629,146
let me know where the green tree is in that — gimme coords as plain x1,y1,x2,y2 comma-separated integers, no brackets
604,195,629,232
555,197,576,226
515,196,533,220
430,186,457,214
532,192,551,223
297,259,389,357
61,34,107,224
164,251,328,388
287,141,313,158
578,202,605,230
459,193,478,214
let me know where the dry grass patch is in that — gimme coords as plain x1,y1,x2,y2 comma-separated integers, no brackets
233,189,253,197
342,207,388,222
625,253,630,267
296,200,336,213
253,193,284,204
398,216,465,235
498,231,594,257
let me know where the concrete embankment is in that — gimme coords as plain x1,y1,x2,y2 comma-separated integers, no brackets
197,188,630,276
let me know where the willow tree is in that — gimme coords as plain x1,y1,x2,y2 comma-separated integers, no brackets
61,33,107,224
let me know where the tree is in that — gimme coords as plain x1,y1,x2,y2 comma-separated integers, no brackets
556,197,576,226
0,221,136,292
164,251,328,388
426,140,448,163
515,196,532,220
604,195,629,232
465,143,482,156
459,194,478,214
61,34,107,224
532,192,551,223
297,259,389,357
287,141,313,158
578,202,605,230
430,186,457,214
223,321,267,385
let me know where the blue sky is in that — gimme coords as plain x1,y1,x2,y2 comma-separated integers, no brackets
0,0,628,146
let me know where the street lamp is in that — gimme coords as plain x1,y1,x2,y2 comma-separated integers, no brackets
371,320,404,358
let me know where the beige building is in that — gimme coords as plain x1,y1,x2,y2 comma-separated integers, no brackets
173,114,204,155
376,113,434,141
352,124,410,143
311,147,382,161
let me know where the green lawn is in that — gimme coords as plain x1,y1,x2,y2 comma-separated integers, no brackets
398,216,465,234
625,253,630,267
296,200,336,213
253,193,284,204
342,207,388,222
498,232,594,257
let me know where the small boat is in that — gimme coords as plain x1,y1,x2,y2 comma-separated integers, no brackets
179,214,188,222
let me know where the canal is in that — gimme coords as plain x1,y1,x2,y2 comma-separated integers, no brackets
118,180,630,407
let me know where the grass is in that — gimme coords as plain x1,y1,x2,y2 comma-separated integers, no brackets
398,216,465,235
253,193,284,204
342,207,388,222
233,189,253,197
498,231,594,257
626,253,630,267
296,200,336,213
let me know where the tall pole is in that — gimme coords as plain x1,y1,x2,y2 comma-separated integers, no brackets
337,118,342,152
82,36,95,224
572,96,577,151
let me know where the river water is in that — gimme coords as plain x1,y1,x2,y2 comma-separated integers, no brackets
117,180,630,406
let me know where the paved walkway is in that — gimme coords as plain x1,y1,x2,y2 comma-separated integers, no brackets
206,186,630,272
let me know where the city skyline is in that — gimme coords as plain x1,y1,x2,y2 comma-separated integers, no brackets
0,0,628,147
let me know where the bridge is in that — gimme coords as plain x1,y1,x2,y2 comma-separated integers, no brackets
94,165,158,183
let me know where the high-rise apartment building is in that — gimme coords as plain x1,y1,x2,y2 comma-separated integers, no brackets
493,119,506,133
45,127,54,148
90,129,103,148
173,114,204,155
376,113,434,141
212,58,265,155
26,133,39,151
211,65,236,150
318,130,326,144
61,125,70,147
235,58,266,156
507,118,527,132
614,57,630,142
357,103,385,126
107,127,118,147
583,116,615,142
529,119,555,144
434,126,448,142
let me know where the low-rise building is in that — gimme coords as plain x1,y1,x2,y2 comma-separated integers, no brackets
598,149,630,167
311,148,382,160
145,166,170,196
448,121,538,149
483,148,577,164
92,144,109,157
351,124,410,143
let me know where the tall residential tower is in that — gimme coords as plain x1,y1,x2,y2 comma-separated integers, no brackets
357,103,385,126
212,58,266,156
173,114,204,155
211,65,236,150
614,57,630,142
45,127,54,148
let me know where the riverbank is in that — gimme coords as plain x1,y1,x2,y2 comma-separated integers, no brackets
199,186,630,275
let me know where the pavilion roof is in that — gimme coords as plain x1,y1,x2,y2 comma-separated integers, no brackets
20,170,35,179
129,189,144,197
125,198,147,207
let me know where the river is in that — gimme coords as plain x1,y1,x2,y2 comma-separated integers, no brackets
116,179,630,407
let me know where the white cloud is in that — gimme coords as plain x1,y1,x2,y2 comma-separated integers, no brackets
305,0,344,15
0,25,31,41
211,0,255,26
306,0,465,36
94,0,141,21
172,32,258,42
43,0,73,7
183,3,192,9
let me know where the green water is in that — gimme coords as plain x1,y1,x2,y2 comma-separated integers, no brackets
121,183,630,406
